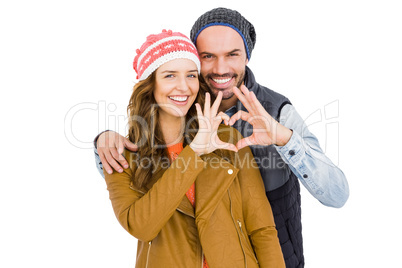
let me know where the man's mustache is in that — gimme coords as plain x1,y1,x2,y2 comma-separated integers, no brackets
206,73,238,79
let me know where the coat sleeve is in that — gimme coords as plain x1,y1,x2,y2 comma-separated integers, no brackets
236,145,286,267
104,146,205,242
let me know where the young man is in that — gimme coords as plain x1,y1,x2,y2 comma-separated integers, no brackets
94,8,349,268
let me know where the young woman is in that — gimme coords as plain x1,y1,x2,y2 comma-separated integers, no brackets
104,30,285,267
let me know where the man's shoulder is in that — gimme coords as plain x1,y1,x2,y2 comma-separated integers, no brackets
245,67,293,120
245,67,291,104
255,84,290,103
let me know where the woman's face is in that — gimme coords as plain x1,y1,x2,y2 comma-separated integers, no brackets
154,58,199,120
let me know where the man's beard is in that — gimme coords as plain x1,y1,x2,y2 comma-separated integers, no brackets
204,70,246,100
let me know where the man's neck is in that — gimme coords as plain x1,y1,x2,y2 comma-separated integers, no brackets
219,95,238,112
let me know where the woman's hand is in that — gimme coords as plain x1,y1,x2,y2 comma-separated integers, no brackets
190,92,238,156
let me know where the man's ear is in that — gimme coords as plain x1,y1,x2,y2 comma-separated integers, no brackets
245,58,249,65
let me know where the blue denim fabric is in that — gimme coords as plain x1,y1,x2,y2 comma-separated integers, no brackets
94,147,104,177
275,104,349,208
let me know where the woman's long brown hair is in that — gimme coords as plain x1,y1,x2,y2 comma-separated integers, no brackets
127,72,207,188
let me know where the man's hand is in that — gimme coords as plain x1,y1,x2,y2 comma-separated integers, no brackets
97,131,138,174
228,85,293,150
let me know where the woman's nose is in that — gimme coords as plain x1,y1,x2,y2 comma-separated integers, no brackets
176,77,189,91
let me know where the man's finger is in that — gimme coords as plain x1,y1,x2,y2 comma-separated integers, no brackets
104,150,124,173
124,138,138,152
236,137,255,150
239,84,251,96
248,91,269,117
97,132,109,149
219,142,238,153
99,152,113,174
117,137,125,154
112,145,129,169
240,85,261,114
233,86,253,113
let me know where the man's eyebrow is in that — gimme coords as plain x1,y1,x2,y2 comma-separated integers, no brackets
227,49,242,54
199,49,242,55
199,51,214,56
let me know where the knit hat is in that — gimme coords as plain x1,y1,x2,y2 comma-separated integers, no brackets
133,30,201,81
190,7,256,60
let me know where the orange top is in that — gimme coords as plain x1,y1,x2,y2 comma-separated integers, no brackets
167,143,195,206
166,143,209,268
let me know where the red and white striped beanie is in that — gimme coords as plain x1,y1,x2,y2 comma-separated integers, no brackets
133,30,201,81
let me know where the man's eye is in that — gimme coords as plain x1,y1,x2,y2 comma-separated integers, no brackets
203,55,213,59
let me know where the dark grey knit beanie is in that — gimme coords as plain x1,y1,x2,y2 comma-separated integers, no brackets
190,7,256,59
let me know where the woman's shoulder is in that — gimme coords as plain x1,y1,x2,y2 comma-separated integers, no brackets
122,149,138,169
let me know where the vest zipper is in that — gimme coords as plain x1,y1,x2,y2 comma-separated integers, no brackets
145,241,152,268
228,189,247,268
237,220,259,265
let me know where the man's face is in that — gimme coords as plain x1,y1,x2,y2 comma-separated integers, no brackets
196,26,248,100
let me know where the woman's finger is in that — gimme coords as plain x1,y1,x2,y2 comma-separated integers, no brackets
195,103,203,118
215,138,238,153
218,111,230,125
203,92,211,118
212,115,223,130
211,91,222,116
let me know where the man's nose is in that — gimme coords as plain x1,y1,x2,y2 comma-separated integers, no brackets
212,57,230,75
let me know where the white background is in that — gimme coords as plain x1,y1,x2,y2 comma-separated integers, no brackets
1,0,401,267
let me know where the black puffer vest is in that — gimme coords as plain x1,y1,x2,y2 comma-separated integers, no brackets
231,67,304,268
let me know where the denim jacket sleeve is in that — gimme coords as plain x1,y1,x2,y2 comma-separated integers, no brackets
94,147,104,177
274,104,349,208
93,130,109,178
